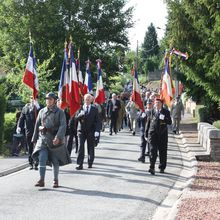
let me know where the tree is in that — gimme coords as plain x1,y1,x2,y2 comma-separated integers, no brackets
0,0,133,83
165,0,220,109
140,23,160,74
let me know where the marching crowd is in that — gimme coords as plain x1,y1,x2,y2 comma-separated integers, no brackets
11,89,184,187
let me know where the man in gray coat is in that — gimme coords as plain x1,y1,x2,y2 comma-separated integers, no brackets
170,96,184,134
32,92,71,188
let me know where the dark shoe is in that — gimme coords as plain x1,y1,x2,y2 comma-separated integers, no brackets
53,180,59,188
76,165,83,170
109,132,112,135
35,179,45,187
132,131,135,136
29,165,33,170
173,130,176,134
34,166,38,170
148,168,155,175
88,164,92,168
138,157,145,163
159,169,165,173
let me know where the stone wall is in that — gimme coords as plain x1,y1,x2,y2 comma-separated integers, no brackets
198,122,220,161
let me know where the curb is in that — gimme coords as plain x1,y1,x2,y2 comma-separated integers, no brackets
166,133,198,220
0,163,29,177
152,132,198,220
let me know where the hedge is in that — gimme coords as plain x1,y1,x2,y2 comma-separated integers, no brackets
213,120,220,129
195,105,208,122
4,112,16,144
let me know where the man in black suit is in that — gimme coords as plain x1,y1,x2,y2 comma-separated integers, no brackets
107,93,121,135
145,98,172,175
17,96,41,170
75,94,101,170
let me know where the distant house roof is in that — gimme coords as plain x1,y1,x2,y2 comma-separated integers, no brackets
148,69,162,81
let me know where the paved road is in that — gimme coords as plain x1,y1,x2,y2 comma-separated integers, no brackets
0,129,183,220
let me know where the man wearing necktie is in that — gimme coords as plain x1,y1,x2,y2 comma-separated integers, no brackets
75,94,101,170
145,98,172,175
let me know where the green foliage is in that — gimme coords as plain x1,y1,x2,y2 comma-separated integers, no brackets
195,104,219,124
165,0,220,107
213,120,220,129
108,73,129,94
196,105,208,122
0,86,6,154
0,0,133,82
140,23,160,75
4,112,16,144
3,54,57,106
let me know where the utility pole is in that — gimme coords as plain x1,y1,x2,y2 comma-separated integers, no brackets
136,40,138,69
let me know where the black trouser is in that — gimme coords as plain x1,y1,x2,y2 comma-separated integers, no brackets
77,132,95,166
110,113,118,133
12,135,25,155
140,127,147,159
149,140,167,170
67,131,78,155
26,135,38,167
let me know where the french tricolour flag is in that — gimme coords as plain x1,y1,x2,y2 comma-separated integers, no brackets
22,44,39,100
131,68,144,111
83,59,93,95
76,58,84,96
67,43,81,117
95,59,105,104
160,57,175,106
58,47,69,109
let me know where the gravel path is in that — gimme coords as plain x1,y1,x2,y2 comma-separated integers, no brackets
176,161,220,220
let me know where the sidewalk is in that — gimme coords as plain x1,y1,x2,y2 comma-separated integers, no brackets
175,113,220,220
0,155,29,177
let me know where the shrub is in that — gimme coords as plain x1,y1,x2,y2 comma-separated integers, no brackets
0,86,6,154
213,120,220,129
195,105,209,122
4,112,16,144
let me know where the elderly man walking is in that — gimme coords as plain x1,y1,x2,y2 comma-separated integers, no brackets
75,94,101,170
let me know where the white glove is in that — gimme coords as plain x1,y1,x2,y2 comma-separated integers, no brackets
16,127,21,134
78,110,85,117
34,100,40,110
141,112,146,118
94,132,99,137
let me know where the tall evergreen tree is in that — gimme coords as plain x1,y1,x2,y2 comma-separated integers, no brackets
140,23,160,74
165,0,220,108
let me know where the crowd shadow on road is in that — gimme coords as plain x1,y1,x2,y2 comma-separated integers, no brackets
39,186,171,207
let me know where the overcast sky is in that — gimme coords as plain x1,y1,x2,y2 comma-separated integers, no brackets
126,0,168,50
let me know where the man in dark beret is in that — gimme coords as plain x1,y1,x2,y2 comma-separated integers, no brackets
145,98,172,175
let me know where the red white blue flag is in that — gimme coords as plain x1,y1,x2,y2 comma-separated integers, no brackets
75,58,84,96
95,59,105,104
83,59,93,95
171,48,189,60
58,46,68,109
160,56,175,106
67,43,81,117
23,44,39,100
131,68,144,111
